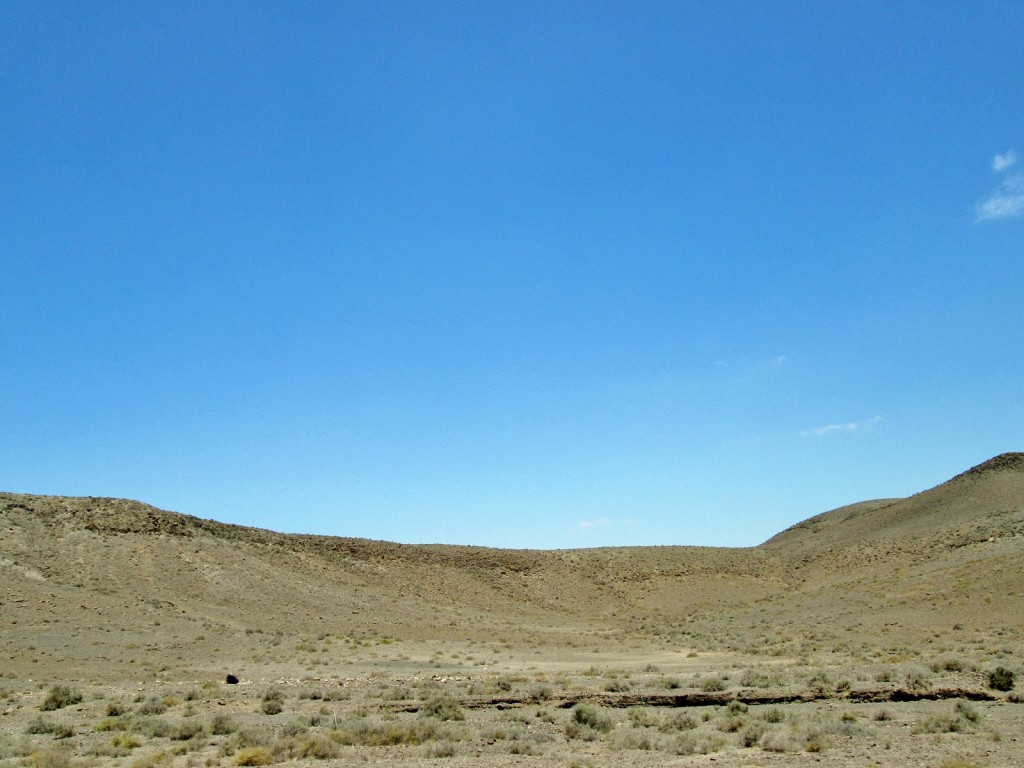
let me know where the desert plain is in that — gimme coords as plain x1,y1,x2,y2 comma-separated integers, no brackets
2,453,1023,768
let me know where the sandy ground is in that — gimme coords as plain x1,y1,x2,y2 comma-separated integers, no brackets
2,636,1022,768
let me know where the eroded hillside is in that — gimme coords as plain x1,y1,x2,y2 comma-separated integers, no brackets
2,453,1022,680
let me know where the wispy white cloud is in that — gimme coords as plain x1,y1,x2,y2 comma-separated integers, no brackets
976,150,1024,222
747,354,787,374
800,415,882,438
992,150,1019,172
976,173,1024,222
576,517,612,530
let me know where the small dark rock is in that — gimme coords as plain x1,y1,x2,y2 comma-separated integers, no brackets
226,674,239,685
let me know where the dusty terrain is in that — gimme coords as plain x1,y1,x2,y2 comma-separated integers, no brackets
2,453,1022,767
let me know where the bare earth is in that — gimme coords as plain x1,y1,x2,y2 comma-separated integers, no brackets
2,453,1023,768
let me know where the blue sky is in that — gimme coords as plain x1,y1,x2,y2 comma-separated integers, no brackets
2,2,1022,549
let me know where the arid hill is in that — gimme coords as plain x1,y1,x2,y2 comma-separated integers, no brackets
2,453,1022,680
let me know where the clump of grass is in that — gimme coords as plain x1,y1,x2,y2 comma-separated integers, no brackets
39,686,82,712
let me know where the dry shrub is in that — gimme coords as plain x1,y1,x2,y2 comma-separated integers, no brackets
419,693,464,721
670,731,727,755
699,676,726,692
330,716,456,747
210,713,238,735
657,711,698,733
29,749,73,768
422,740,457,758
39,686,82,712
565,703,613,740
232,747,273,766
135,697,167,715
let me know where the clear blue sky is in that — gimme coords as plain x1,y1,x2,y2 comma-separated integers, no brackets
2,2,1022,549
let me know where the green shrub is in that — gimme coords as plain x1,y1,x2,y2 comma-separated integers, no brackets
261,688,285,716
988,667,1015,692
39,686,82,712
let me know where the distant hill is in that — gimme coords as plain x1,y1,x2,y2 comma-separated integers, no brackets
2,453,1022,679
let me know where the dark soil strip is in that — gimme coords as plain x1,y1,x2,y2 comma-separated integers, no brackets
390,687,998,713
846,687,997,703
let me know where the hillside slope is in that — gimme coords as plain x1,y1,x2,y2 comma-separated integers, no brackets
2,453,1022,680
